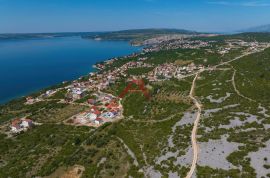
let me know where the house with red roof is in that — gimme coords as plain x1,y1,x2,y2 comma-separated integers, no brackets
87,99,96,105
10,118,34,133
91,106,101,116
106,101,119,110
11,119,21,133
95,118,104,125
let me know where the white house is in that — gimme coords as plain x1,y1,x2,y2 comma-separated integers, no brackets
10,118,34,133
11,124,21,133
21,119,33,128
86,113,97,122
94,118,103,125
101,112,115,119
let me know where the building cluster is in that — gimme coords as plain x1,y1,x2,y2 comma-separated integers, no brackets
65,87,87,101
120,61,153,72
143,39,210,53
84,60,152,91
25,88,62,105
140,35,187,46
218,47,231,55
148,62,204,81
218,40,265,54
71,92,122,127
94,59,116,70
227,40,258,47
93,53,140,70
10,118,34,133
25,96,42,105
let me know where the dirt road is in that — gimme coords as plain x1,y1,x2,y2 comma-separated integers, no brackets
185,73,201,178
184,47,270,178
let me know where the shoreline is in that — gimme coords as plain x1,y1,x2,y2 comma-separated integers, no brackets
0,41,142,106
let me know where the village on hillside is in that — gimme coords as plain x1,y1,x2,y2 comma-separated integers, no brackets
7,37,268,135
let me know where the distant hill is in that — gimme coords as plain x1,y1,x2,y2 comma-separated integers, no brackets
0,32,100,41
0,29,199,42
241,24,270,32
82,28,199,42
195,32,270,42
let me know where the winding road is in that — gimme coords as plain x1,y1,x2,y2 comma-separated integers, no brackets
184,46,270,178
230,66,256,102
185,73,202,178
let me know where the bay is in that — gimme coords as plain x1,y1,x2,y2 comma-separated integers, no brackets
0,36,141,104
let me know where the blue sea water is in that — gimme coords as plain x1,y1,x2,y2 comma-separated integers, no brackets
0,36,141,104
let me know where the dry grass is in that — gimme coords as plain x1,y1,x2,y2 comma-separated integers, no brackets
97,139,131,178
27,147,61,177
33,105,89,123
174,60,193,66
45,165,85,178
155,91,191,104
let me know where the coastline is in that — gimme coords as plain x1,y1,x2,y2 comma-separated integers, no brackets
0,41,142,106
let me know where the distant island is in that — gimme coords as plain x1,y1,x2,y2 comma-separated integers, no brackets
2,26,270,43
0,32,100,41
0,28,202,45
81,28,202,45
241,24,270,33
